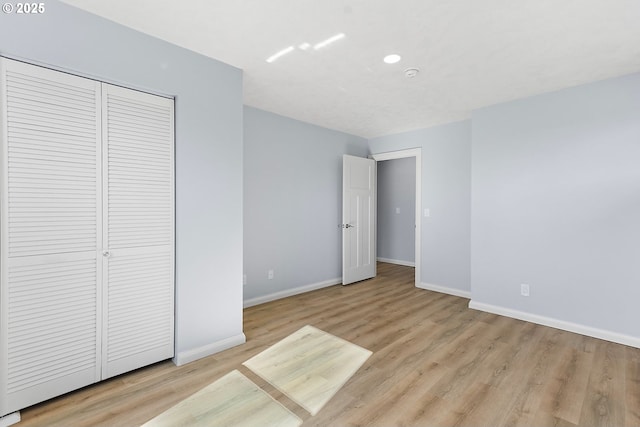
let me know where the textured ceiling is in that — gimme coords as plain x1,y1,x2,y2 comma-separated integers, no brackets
61,0,640,138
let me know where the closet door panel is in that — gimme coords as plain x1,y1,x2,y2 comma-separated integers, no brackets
0,58,101,416
102,247,174,377
102,84,174,379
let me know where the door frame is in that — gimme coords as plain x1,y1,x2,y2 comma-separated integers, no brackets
370,148,421,288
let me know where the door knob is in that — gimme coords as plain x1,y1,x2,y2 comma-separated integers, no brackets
102,250,111,258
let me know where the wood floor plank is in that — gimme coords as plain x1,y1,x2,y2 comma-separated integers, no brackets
466,319,584,427
15,263,640,427
625,346,640,427
345,362,451,426
537,344,593,424
578,340,627,427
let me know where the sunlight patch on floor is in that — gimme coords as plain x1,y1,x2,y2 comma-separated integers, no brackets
243,325,372,416
142,370,301,427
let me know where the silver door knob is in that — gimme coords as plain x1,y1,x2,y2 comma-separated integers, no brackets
102,251,111,258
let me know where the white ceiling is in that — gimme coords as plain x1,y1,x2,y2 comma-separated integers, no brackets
61,0,640,138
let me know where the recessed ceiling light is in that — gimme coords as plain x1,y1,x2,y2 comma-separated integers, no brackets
266,46,295,63
383,54,401,64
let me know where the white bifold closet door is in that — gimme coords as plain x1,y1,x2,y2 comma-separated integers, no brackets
0,57,174,416
101,84,174,379
0,59,102,415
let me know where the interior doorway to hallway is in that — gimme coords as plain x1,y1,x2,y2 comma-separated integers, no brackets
371,148,421,287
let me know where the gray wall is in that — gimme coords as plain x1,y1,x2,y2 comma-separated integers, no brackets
471,73,640,338
369,121,472,292
0,1,244,359
377,158,416,264
243,107,368,302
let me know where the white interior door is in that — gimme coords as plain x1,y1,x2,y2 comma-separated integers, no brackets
342,155,376,285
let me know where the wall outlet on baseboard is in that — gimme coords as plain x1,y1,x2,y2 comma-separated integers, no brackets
520,283,530,297
268,269,274,280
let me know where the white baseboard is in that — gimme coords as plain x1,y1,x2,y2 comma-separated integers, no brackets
419,282,471,299
244,278,341,308
0,412,20,427
377,257,415,267
174,333,246,366
469,300,640,349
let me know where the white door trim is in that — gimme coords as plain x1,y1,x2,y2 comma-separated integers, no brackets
370,148,421,288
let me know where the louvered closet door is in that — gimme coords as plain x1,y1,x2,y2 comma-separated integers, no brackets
101,84,174,379
0,58,101,415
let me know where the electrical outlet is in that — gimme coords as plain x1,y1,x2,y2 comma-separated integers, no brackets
268,269,274,280
520,283,530,297
243,274,247,286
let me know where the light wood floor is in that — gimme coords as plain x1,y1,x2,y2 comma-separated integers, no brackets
18,263,640,426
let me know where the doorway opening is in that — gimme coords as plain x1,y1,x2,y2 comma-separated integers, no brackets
371,148,421,288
